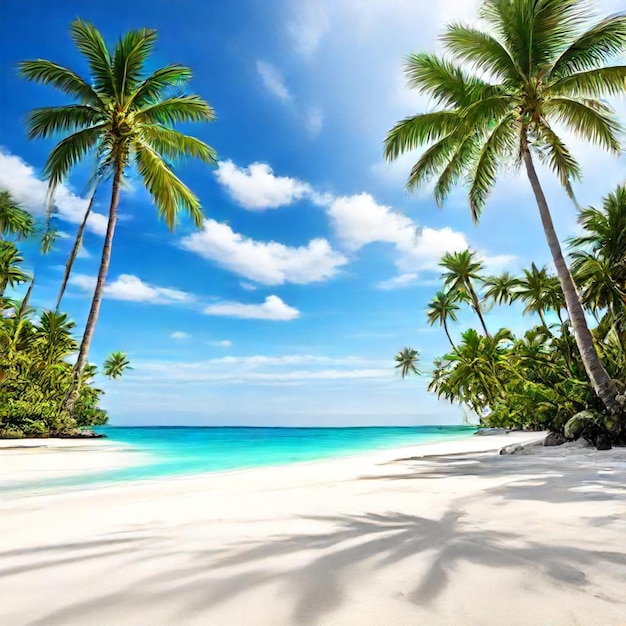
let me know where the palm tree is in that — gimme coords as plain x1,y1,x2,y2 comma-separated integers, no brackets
0,243,31,298
514,263,556,331
20,19,217,406
394,347,421,378
439,249,490,337
427,290,460,349
384,0,626,413
56,177,100,311
483,272,519,307
0,191,34,241
103,351,132,379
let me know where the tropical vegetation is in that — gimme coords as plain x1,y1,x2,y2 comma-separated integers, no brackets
388,0,626,447
0,191,132,437
385,0,626,414
396,188,626,447
19,18,216,410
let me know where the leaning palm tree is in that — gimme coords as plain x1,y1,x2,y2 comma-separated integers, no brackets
56,177,101,311
385,0,626,413
20,19,217,405
394,347,421,379
0,191,35,241
427,290,461,349
439,249,490,337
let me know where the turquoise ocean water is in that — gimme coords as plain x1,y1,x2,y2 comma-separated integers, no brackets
4,425,476,496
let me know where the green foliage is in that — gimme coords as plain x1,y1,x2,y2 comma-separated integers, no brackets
398,190,626,444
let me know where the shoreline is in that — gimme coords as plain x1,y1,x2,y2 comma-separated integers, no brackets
0,430,546,499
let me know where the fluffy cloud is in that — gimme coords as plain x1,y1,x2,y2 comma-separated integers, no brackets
286,2,330,57
214,160,312,210
70,274,194,304
170,331,191,340
181,219,347,285
204,295,300,321
0,150,108,235
327,192,468,272
256,60,291,101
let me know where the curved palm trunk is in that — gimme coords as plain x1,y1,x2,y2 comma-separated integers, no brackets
522,147,620,414
467,282,491,338
56,181,99,311
442,320,456,350
64,168,121,412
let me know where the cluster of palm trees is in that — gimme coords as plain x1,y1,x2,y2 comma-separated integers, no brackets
397,188,626,436
0,192,133,436
1,18,217,424
388,0,626,431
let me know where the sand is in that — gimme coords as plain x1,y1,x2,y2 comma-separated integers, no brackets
0,432,625,626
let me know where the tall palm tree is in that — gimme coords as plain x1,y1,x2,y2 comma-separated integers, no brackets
20,19,217,406
56,177,101,311
439,249,490,337
0,191,34,241
483,272,519,307
384,0,626,413
514,263,556,331
426,290,461,349
394,347,421,378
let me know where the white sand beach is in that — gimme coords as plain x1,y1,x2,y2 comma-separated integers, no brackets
1,433,625,626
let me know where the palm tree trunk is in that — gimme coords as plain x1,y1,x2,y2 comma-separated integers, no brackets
522,145,620,414
468,283,491,338
56,181,99,311
443,320,456,350
64,168,121,412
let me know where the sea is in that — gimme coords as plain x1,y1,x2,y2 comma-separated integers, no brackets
3,425,476,496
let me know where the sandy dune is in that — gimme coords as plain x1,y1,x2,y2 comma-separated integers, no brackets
0,433,625,625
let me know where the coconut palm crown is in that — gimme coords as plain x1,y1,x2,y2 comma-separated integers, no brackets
384,0,626,414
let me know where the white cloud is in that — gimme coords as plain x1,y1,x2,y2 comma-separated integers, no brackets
326,192,468,273
181,219,347,285
214,160,312,210
70,273,194,304
0,150,108,235
376,273,418,290
204,295,300,321
256,60,291,101
305,107,324,137
209,340,232,347
240,281,258,291
76,245,91,259
170,331,191,340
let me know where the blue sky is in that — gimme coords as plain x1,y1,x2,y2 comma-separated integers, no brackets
1,0,625,426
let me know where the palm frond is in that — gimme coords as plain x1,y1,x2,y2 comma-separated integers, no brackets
544,96,622,153
25,106,102,140
137,95,215,126
112,27,157,99
135,142,204,230
127,64,193,108
404,53,496,108
16,60,101,106
535,120,582,202
442,23,520,82
140,125,217,165
384,111,461,162
549,66,626,99
469,114,518,221
43,125,104,191
551,15,626,77
433,133,479,207
69,18,115,96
